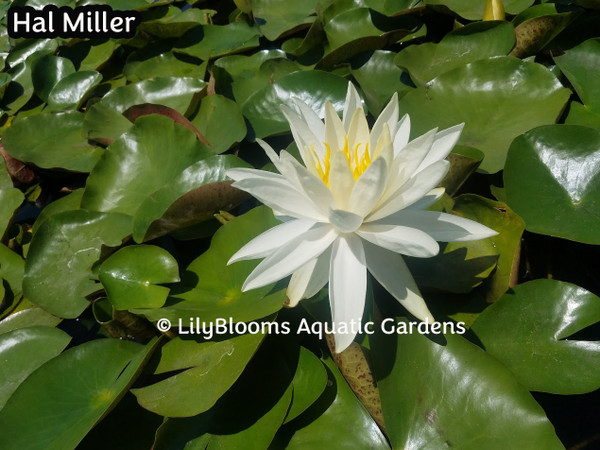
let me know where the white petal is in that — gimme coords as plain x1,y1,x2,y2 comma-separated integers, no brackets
287,248,330,307
243,225,337,291
232,177,326,221
367,160,449,222
227,167,285,183
346,108,370,158
377,210,498,242
228,219,315,264
393,114,411,152
343,83,363,131
293,97,325,143
329,234,367,352
328,151,355,210
357,223,439,257
370,92,398,152
363,241,434,322
417,123,464,173
325,102,346,152
348,157,388,217
404,188,445,211
328,208,363,233
281,105,324,169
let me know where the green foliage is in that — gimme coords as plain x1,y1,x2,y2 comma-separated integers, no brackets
1,0,600,448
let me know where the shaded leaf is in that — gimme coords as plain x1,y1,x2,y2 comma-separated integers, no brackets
47,70,102,111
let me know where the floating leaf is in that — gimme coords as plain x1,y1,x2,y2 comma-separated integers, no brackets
23,211,132,318
397,56,570,173
83,77,207,142
510,12,573,58
472,279,600,394
0,326,70,409
0,243,25,301
47,70,102,111
0,158,24,236
371,318,563,449
0,308,61,335
252,0,321,40
0,337,158,450
31,55,76,103
124,51,203,82
243,70,348,138
2,112,102,172
99,245,180,310
425,0,534,20
136,207,286,325
82,115,211,215
504,125,600,244
1,60,34,114
133,331,264,417
395,21,515,86
175,23,261,60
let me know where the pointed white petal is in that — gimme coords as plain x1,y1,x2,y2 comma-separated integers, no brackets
403,188,445,211
227,167,285,183
325,102,346,152
328,151,355,210
363,241,434,322
228,219,315,264
287,248,330,307
232,177,326,221
243,225,337,291
393,114,411,153
281,104,324,170
348,157,388,217
370,92,398,152
377,210,497,242
328,208,363,233
329,234,367,352
343,83,363,131
357,223,439,257
293,97,325,142
417,123,464,173
367,160,449,222
346,108,370,157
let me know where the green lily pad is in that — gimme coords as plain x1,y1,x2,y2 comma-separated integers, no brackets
0,158,24,236
82,114,211,215
451,194,525,302
0,308,61,335
23,210,132,318
132,331,264,417
252,0,321,40
440,146,484,196
137,7,213,39
2,112,102,172
47,70,102,111
350,50,411,115
504,125,600,244
31,189,84,234
136,207,286,325
274,356,389,449
99,245,180,310
395,21,515,86
31,55,76,103
4,39,58,68
191,94,247,154
58,39,118,71
174,23,261,60
0,326,70,409
243,70,348,138
1,60,35,114
132,155,250,242
554,38,600,128
0,243,25,302
83,77,207,142
124,50,203,82
371,318,563,449
397,56,570,173
0,337,159,450
472,279,600,394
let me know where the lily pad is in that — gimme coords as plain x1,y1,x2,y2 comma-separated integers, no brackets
0,308,61,335
99,245,180,310
0,60,35,114
371,318,563,449
174,23,261,60
2,112,102,172
252,0,321,40
395,21,515,86
425,0,534,20
243,70,348,138
31,55,76,102
83,77,207,142
82,115,212,215
0,337,159,450
47,70,102,111
0,326,70,409
472,279,600,394
0,158,24,236
23,210,132,318
132,331,264,417
397,56,570,173
136,207,287,325
0,243,25,301
504,125,600,244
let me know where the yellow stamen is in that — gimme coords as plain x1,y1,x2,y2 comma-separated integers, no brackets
313,136,373,186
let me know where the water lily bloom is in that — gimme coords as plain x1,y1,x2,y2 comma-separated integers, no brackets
227,83,496,352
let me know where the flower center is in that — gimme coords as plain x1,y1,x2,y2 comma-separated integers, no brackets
312,136,372,186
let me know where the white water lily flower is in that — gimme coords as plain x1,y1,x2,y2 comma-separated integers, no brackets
227,83,496,352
